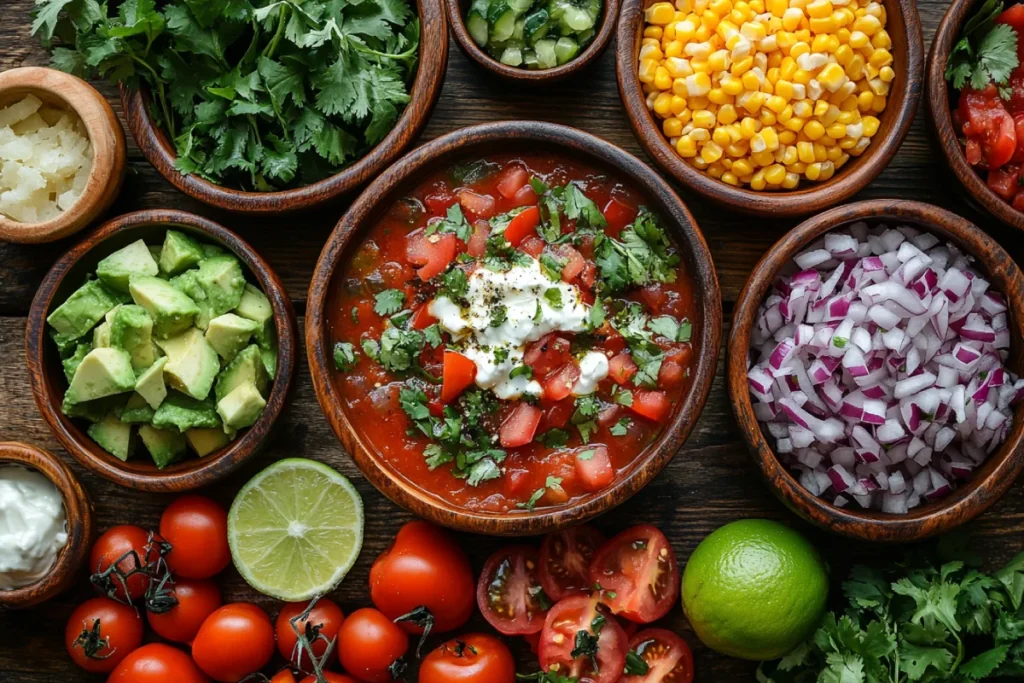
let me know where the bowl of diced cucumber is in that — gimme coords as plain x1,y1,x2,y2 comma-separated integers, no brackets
447,0,618,81
26,210,297,492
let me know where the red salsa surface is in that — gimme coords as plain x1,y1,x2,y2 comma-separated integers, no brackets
328,154,699,512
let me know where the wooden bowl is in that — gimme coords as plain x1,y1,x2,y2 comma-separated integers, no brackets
120,0,448,215
615,0,924,217
444,0,621,84
25,210,297,492
0,442,94,609
928,0,1024,232
307,120,722,536
727,199,1024,542
0,67,126,244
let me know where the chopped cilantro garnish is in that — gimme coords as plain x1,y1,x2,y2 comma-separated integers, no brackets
544,288,564,309
332,342,358,372
423,324,443,348
351,307,359,324
539,253,566,281
426,204,472,242
610,418,631,436
572,395,601,444
374,289,406,317
577,449,595,461
361,338,380,360
588,300,606,330
490,305,508,328
537,429,570,447
946,0,1020,91
494,347,510,364
563,183,607,229
612,385,634,407
377,327,425,374
510,365,534,380
533,301,544,323
594,209,679,294
438,267,469,301
517,475,564,511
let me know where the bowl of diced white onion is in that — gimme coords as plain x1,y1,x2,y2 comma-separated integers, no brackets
728,199,1024,542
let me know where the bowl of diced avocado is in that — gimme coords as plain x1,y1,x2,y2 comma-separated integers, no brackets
26,210,297,492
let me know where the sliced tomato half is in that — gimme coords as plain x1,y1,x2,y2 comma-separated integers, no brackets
504,206,541,246
589,525,680,624
415,233,457,281
477,546,549,635
538,595,628,683
441,351,477,403
538,526,607,602
621,629,695,683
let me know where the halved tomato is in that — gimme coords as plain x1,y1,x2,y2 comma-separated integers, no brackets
477,546,549,635
525,335,573,377
621,629,695,683
458,190,497,219
504,206,541,246
543,363,581,402
609,353,638,385
538,526,606,602
630,390,671,423
538,595,627,683
415,233,457,281
575,445,614,492
497,166,530,199
589,525,680,624
442,351,477,403
500,403,543,448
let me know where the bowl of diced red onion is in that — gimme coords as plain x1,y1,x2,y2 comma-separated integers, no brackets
728,199,1024,542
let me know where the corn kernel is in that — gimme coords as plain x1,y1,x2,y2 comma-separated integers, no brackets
797,141,815,164
825,122,846,139
835,44,854,66
713,126,733,146
732,158,755,175
693,109,717,128
751,150,776,166
778,130,797,144
721,73,744,95
646,2,677,25
852,15,881,35
857,90,874,111
760,109,778,126
717,103,739,124
803,120,826,141
645,26,665,39
676,136,698,157
818,63,848,92
782,7,803,31
793,69,812,85
765,94,788,113
805,162,822,181
750,169,767,190
639,59,659,83
654,92,674,116
872,29,892,50
654,67,673,90
862,115,879,137
869,48,892,69
781,172,800,189
721,171,741,185
664,117,684,137
871,95,886,113
783,116,805,132
739,117,760,138
764,163,787,184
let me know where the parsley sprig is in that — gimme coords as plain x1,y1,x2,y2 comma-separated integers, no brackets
946,0,1020,94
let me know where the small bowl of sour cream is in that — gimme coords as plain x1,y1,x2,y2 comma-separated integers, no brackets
0,441,93,609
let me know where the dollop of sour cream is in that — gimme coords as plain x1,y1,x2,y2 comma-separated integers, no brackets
430,256,604,399
0,465,68,590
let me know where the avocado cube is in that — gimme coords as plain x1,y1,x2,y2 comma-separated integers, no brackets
87,413,135,461
65,347,137,405
110,305,156,370
129,275,200,339
197,254,245,319
135,357,168,410
234,284,272,338
186,427,231,457
117,393,156,424
62,342,92,382
159,230,205,276
169,270,214,331
216,381,266,430
92,321,111,348
148,245,162,265
47,279,122,345
62,393,129,423
152,391,221,432
138,425,188,469
157,328,220,401
205,313,260,361
96,239,160,292
215,344,269,402
202,244,225,258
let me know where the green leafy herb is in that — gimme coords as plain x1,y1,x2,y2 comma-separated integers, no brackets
612,385,634,406
610,418,632,436
611,304,665,388
361,338,380,360
510,365,534,380
351,306,359,324
517,672,580,683
377,327,425,374
438,267,469,302
423,324,443,348
427,204,472,242
540,253,567,281
544,288,564,309
537,429,570,447
563,183,608,229
517,475,563,511
483,227,533,272
572,395,601,444
332,341,358,371
490,305,508,328
588,300,607,330
594,209,679,294
577,448,596,461
946,0,1020,92
374,289,406,317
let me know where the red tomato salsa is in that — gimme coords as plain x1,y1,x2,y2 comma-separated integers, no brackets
328,154,698,512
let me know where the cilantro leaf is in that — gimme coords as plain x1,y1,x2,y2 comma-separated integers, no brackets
427,204,472,242
610,418,631,436
537,429,570,447
563,183,607,229
374,289,406,316
332,341,358,371
423,324,443,348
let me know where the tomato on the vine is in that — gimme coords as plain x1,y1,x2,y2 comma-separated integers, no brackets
191,603,275,682
477,545,549,635
276,599,345,671
589,525,680,623
538,525,606,602
147,577,222,644
300,673,359,683
108,643,210,683
64,597,143,673
621,629,695,683
538,594,628,683
270,671,297,683
419,633,516,683
89,525,161,602
370,521,475,634
337,608,409,683
159,495,230,579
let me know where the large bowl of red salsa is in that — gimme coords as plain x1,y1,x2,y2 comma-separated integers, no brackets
306,121,721,535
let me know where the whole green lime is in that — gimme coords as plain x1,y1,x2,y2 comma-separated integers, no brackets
681,519,828,661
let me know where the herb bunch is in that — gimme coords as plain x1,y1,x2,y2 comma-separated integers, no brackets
946,0,1020,94
33,0,420,191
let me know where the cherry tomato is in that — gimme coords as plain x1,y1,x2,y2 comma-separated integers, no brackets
147,577,222,645
370,521,475,634
108,643,210,683
959,86,1017,169
621,629,695,683
538,595,628,683
159,495,231,579
271,671,297,683
538,526,606,602
589,525,680,624
477,545,549,635
419,634,516,683
89,525,160,602
300,674,358,683
277,599,346,671
337,608,409,683
192,603,275,682
65,597,143,673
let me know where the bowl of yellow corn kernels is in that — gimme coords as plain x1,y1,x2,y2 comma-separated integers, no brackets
615,0,924,217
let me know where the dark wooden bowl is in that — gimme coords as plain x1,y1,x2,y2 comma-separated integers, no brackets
927,0,1024,232
307,121,722,536
25,210,297,492
0,442,94,609
727,199,1024,542
120,0,448,215
615,0,924,217
444,0,620,84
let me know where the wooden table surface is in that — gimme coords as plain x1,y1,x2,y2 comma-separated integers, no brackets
2,1,1024,681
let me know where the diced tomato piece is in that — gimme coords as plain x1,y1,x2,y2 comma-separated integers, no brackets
525,335,573,377
458,190,496,220
577,234,595,259
575,445,614,492
512,185,538,207
504,206,541,246
497,166,530,199
608,353,638,385
640,284,667,312
601,329,627,355
406,228,429,265
466,221,488,257
541,398,575,430
506,468,533,497
658,360,686,389
543,363,581,402
629,390,671,423
441,351,477,403
424,191,457,215
597,404,620,426
520,236,545,258
416,233,458,281
959,86,1017,169
410,304,437,330
988,164,1020,199
428,398,444,418
557,245,585,282
665,344,693,366
1015,190,1024,211
603,197,637,235
500,403,543,448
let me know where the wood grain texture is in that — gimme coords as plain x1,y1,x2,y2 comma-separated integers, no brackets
0,1,1023,681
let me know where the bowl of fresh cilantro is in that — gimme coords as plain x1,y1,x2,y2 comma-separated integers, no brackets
31,0,448,214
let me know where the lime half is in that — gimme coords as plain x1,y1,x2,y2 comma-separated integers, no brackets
228,458,364,601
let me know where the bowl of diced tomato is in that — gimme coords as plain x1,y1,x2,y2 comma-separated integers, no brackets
929,0,1024,232
306,121,721,535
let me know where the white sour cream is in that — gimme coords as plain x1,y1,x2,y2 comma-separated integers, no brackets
573,351,610,396
430,256,592,399
0,465,68,590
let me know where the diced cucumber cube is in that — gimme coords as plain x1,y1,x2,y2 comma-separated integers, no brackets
535,38,558,69
467,12,490,46
554,36,580,64
491,6,517,41
500,46,524,66
560,5,594,31
524,8,550,43
509,0,533,12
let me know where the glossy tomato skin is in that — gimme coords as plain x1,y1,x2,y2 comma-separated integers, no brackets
147,577,222,645
271,671,297,683
538,526,606,602
159,495,230,580
419,634,516,683
337,608,410,682
621,629,695,683
277,599,346,671
589,525,680,624
477,546,550,635
65,597,144,673
370,521,475,634
192,603,275,682
300,674,358,683
89,525,159,602
538,595,628,683
107,643,210,683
